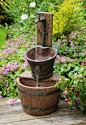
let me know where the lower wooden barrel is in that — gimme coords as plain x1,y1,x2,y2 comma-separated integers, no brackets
17,72,60,116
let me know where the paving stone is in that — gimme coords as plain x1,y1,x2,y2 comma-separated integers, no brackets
0,97,86,125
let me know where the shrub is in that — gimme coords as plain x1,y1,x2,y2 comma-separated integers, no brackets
0,4,9,25
0,0,37,38
37,0,63,12
56,66,86,111
8,14,36,38
0,0,33,22
52,0,85,38
81,0,86,19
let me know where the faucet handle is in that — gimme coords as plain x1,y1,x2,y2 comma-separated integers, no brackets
36,12,41,20
36,12,41,15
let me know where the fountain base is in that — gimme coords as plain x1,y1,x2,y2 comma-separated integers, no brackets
17,71,60,116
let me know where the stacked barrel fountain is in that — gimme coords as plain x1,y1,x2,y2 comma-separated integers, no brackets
17,12,60,116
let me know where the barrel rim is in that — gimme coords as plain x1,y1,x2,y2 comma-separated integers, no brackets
17,77,58,90
25,45,57,63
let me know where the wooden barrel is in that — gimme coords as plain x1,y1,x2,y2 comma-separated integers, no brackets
17,74,60,116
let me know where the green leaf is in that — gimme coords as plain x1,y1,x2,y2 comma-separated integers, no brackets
55,82,60,88
0,60,4,66
78,82,84,90
60,84,66,91
0,91,2,94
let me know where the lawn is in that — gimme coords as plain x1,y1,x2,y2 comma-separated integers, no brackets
0,27,8,48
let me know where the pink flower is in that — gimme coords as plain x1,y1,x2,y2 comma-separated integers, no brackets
14,79,16,83
64,35,66,38
82,54,84,57
55,61,58,64
64,64,67,66
6,68,10,72
83,39,86,41
82,49,85,52
73,55,76,57
75,59,78,61
14,65,19,70
5,84,8,87
70,60,73,62
62,92,67,95
57,39,60,42
71,44,75,48
3,71,8,75
7,91,10,93
9,103,14,106
69,40,72,43
65,97,70,102
75,52,77,55
66,46,69,49
75,98,81,103
79,46,81,49
3,57,6,60
64,39,66,42
61,43,64,46
2,65,6,68
7,81,9,84
0,96,2,98
56,55,60,58
57,58,60,61
13,98,17,102
0,75,3,79
4,52,7,55
74,33,77,37
78,25,81,28
61,58,66,63
73,45,75,48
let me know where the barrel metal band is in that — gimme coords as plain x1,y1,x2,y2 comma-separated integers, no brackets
21,102,58,111
18,86,60,96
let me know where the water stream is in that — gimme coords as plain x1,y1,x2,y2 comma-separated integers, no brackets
34,65,40,87
35,24,37,61
35,24,39,87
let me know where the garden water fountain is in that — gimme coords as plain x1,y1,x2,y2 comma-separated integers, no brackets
17,12,60,116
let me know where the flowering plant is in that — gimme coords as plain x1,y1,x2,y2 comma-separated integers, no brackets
30,2,36,8
54,26,86,59
21,14,28,20
0,32,35,98
56,65,86,112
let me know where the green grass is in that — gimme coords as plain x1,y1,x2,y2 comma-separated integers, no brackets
0,27,8,48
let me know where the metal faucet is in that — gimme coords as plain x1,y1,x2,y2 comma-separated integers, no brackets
35,12,48,47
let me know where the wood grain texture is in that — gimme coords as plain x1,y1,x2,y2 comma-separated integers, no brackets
0,97,86,125
17,71,60,116
18,71,60,82
37,12,53,47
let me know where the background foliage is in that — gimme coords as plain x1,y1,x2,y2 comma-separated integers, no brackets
52,0,85,38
